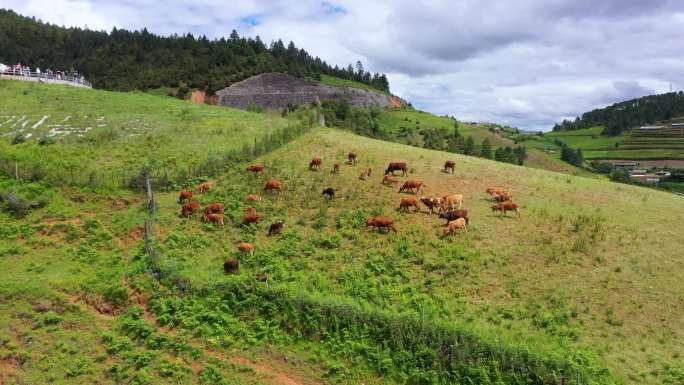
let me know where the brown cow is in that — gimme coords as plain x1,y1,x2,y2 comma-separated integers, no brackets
381,174,399,186
204,213,224,226
268,220,285,236
439,209,469,225
486,187,507,196
181,200,200,218
366,216,397,233
444,160,456,173
245,194,261,202
491,201,520,217
443,218,467,237
309,157,322,170
442,194,463,211
332,162,340,173
492,192,513,202
348,152,357,165
398,197,420,212
385,162,408,176
264,179,283,193
247,164,265,175
255,273,269,282
196,181,214,194
238,242,254,254
399,180,425,194
223,259,240,274
243,213,261,225
178,190,193,204
244,207,257,216
420,196,443,215
204,202,225,216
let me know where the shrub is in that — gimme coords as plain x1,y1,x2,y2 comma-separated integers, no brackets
11,134,26,144
38,136,56,145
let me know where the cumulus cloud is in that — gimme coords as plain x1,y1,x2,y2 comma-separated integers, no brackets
4,0,684,130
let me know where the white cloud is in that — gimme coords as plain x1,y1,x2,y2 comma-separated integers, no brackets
4,0,684,130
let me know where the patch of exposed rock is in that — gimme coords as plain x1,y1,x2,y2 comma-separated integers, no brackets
216,73,397,110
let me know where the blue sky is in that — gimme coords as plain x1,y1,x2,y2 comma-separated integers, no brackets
3,0,684,131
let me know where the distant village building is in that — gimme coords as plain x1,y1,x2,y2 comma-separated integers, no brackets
612,161,639,169
639,125,664,130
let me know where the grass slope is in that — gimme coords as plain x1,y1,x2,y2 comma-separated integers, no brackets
0,80,298,186
148,127,682,384
318,74,389,94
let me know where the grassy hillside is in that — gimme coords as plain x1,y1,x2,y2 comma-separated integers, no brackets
545,125,684,161
318,74,389,94
2,82,683,385
0,80,312,187
142,128,682,384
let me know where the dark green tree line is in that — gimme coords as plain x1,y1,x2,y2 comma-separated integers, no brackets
0,9,390,93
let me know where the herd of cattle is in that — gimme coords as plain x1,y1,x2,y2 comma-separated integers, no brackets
174,152,521,276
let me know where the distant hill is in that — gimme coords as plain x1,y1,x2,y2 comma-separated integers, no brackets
553,91,684,135
0,9,390,93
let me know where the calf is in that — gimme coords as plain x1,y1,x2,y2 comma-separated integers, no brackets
196,181,214,194
399,180,425,194
223,258,240,274
268,220,285,236
332,162,340,173
243,213,261,225
204,213,224,226
309,157,322,170
247,164,265,175
439,209,469,225
238,242,254,254
443,218,467,237
381,174,399,186
322,187,336,199
442,194,463,211
178,190,193,204
420,196,443,215
491,201,520,217
444,160,456,173
366,216,397,233
245,194,261,202
385,162,408,176
181,200,201,218
348,152,357,165
264,179,283,193
398,197,420,212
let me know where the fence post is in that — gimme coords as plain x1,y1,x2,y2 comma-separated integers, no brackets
145,172,156,215
15,161,18,181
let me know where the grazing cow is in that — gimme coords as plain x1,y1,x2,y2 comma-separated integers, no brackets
309,157,322,170
322,187,336,199
264,179,283,193
181,200,200,218
332,162,340,173
366,216,397,233
223,258,240,274
444,160,456,173
247,164,265,175
238,242,254,254
268,220,285,236
244,207,257,216
243,213,261,225
348,152,357,165
443,218,467,237
492,192,513,202
245,194,261,202
204,213,224,226
385,162,408,176
491,201,520,217
196,181,214,194
204,202,225,216
486,187,507,196
255,273,269,282
420,196,443,215
398,197,420,212
178,190,193,204
439,209,469,225
442,194,463,211
399,180,425,194
382,174,399,186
